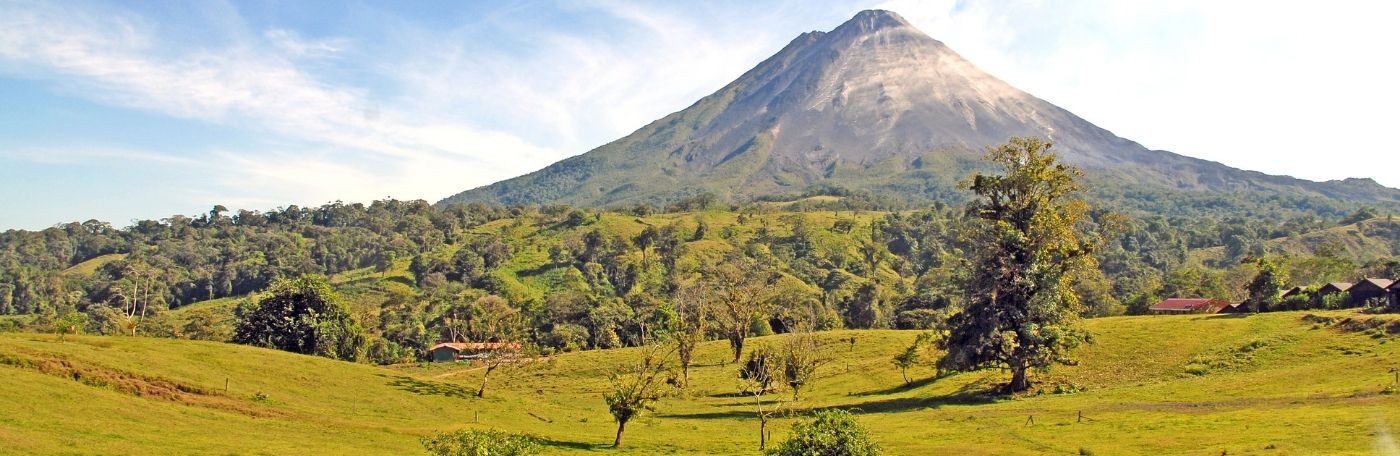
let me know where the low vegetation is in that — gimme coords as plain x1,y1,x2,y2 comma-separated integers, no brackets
1,310,1397,454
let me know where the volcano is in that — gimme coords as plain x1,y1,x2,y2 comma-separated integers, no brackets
441,10,1399,213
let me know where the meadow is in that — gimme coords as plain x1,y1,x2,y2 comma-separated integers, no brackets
2,310,1398,455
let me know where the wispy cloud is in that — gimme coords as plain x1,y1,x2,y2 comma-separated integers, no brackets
1,0,1394,230
0,0,799,222
876,0,1400,185
0,1,559,212
1,146,199,166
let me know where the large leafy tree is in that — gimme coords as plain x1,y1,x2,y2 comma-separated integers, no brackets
233,275,366,361
937,137,1096,392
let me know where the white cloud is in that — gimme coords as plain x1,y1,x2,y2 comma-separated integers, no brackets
875,0,1400,185
0,146,199,166
263,29,350,59
383,1,786,154
1,0,1395,230
0,1,559,212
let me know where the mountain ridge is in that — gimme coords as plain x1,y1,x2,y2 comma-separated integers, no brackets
440,9,1400,213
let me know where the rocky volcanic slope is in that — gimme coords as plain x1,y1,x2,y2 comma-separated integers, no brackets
441,10,1399,213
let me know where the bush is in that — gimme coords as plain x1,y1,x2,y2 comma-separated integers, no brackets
894,308,942,330
750,314,774,337
421,429,542,456
769,409,881,456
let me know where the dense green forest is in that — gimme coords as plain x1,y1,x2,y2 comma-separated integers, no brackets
2,191,1397,364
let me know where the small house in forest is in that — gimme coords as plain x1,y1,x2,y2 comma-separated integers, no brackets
1148,298,1232,314
1219,302,1250,314
429,342,522,362
1317,282,1353,297
1279,286,1304,299
1389,281,1400,308
1349,278,1394,305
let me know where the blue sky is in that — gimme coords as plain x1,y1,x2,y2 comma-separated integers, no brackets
2,0,1397,229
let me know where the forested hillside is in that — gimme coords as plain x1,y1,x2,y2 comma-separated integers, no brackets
3,194,1396,363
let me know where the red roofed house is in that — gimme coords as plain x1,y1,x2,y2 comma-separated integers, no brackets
1349,278,1394,306
1149,298,1233,314
429,342,523,362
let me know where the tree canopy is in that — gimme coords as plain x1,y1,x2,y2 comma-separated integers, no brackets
937,137,1097,392
233,275,366,361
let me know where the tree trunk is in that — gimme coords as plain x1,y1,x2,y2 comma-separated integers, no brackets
477,366,494,397
1009,362,1030,392
901,368,910,385
613,420,626,448
729,334,744,363
759,414,768,450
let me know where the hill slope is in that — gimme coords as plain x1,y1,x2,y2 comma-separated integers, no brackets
440,10,1400,215
2,311,1398,454
1191,217,1400,266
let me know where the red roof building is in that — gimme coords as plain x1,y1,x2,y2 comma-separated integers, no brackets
1148,298,1232,314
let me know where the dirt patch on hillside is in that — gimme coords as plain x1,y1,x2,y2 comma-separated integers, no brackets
0,350,279,417
1302,314,1400,339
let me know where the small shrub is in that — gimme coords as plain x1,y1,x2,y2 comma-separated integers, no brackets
1079,448,1096,456
421,429,542,456
1237,339,1268,353
768,409,880,456
251,391,269,402
1184,363,1210,376
750,315,774,337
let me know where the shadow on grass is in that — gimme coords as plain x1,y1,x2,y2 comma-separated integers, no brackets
854,372,954,396
539,437,610,451
664,390,995,420
706,391,749,399
1201,313,1250,320
514,263,561,278
380,374,473,399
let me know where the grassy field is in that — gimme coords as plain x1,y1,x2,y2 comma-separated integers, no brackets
61,253,127,277
2,310,1398,455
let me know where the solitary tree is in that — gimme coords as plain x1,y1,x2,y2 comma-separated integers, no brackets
698,254,774,363
469,295,531,398
937,137,1096,392
739,345,782,450
604,344,674,448
233,275,366,361
891,333,932,386
633,226,659,266
52,311,88,342
672,283,709,388
777,331,827,401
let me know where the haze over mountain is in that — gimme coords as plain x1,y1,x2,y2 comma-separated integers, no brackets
441,10,1400,213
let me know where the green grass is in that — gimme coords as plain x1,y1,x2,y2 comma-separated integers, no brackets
61,253,127,277
2,310,1398,454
